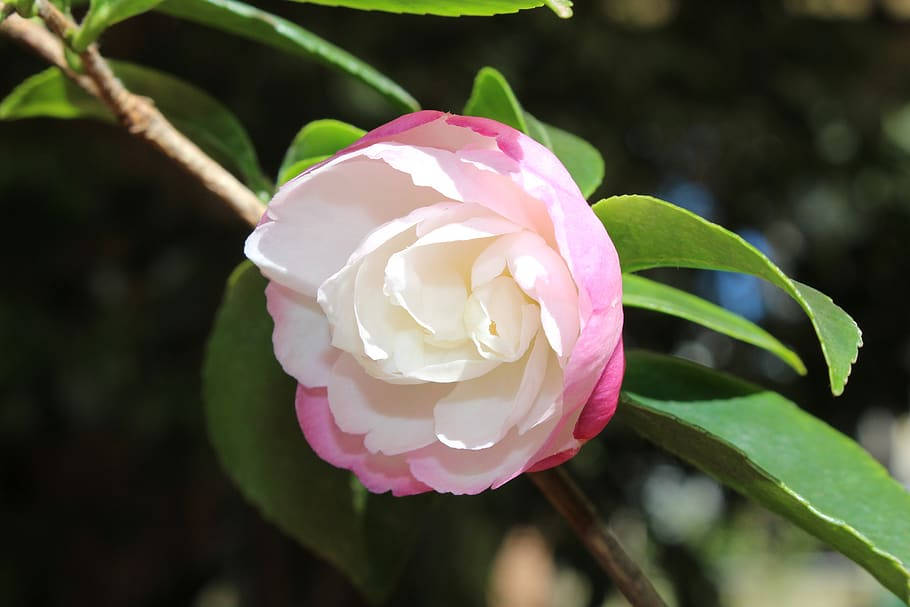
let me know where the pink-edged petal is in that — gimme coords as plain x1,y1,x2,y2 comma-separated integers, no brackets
296,385,430,496
523,407,583,474
433,333,548,450
452,117,624,416
573,338,625,440
524,446,580,473
407,411,559,495
348,111,490,154
265,282,338,388
327,354,450,455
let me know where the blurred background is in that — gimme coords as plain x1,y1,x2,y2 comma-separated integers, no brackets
2,0,909,605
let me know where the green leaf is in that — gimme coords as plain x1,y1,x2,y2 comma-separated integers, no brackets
155,0,419,113
622,273,806,374
0,64,273,199
282,0,547,16
463,66,604,198
74,0,166,50
0,68,111,121
464,66,530,134
619,351,910,604
594,195,861,395
278,118,365,184
204,261,434,604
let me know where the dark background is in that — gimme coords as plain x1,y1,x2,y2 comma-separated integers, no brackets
2,1,909,605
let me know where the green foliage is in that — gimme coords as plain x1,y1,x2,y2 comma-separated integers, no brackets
74,0,166,51
0,68,110,120
622,273,806,374
463,66,604,198
204,261,434,604
619,351,910,604
278,118,365,185
0,64,273,199
464,66,531,134
594,195,861,395
281,0,554,17
156,0,420,113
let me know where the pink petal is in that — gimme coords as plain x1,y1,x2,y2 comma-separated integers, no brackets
407,411,559,495
443,116,624,417
265,282,338,389
296,385,430,496
573,338,625,440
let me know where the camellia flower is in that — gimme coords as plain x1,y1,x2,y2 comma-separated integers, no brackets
245,111,624,495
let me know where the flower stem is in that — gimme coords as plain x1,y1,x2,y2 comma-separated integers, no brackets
529,467,669,607
0,1,265,227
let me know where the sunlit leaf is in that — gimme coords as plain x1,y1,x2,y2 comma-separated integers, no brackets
620,351,910,604
277,118,364,184
622,273,806,374
283,0,549,17
595,195,861,395
464,66,604,197
74,0,166,50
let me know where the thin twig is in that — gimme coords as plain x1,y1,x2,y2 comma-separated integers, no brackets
1,1,264,227
529,467,669,607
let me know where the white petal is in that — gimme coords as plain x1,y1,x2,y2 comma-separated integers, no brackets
433,333,549,450
265,282,338,388
383,216,521,345
517,352,564,434
472,232,580,359
464,276,539,362
388,329,501,383
327,354,450,455
352,228,419,361
247,152,457,297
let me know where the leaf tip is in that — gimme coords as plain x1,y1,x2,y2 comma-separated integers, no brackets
544,0,573,18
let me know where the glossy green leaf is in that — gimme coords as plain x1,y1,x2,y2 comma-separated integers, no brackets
74,0,166,50
464,66,530,133
204,261,434,604
283,0,550,17
156,0,419,113
463,66,604,197
277,118,365,184
619,351,910,604
622,273,806,374
0,64,273,198
595,195,861,395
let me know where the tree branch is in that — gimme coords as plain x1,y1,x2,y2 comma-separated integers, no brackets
529,467,669,607
1,1,264,227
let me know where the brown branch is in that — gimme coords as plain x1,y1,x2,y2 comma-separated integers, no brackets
1,1,264,227
529,467,669,607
